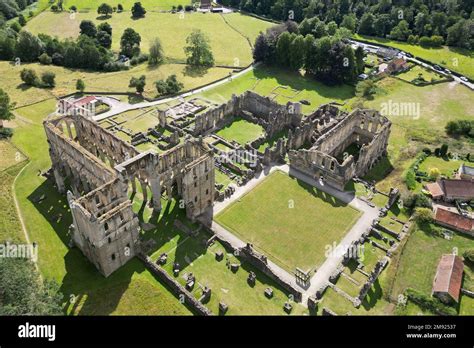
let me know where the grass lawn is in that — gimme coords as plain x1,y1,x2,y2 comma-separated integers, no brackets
397,65,445,83
387,223,474,307
363,77,474,193
26,12,273,66
0,140,26,171
216,118,264,145
354,34,474,80
196,66,355,114
418,156,463,178
215,171,361,272
0,61,232,106
215,169,233,190
62,0,187,11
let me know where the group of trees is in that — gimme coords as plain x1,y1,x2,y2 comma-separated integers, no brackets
445,120,474,138
0,257,63,315
219,0,473,50
0,0,36,22
253,21,364,85
20,68,56,87
128,74,183,96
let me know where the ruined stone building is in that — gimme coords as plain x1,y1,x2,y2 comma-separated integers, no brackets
44,113,214,277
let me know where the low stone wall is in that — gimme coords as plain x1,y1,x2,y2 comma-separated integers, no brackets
138,253,213,316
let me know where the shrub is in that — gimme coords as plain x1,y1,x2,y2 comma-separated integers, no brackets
0,127,14,139
406,288,457,315
39,53,52,65
463,249,474,263
41,71,56,87
20,68,38,86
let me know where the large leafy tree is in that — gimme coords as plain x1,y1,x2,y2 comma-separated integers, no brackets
0,88,15,128
15,30,43,62
184,29,214,68
120,27,141,58
148,37,164,65
131,2,146,18
97,3,113,17
79,20,97,38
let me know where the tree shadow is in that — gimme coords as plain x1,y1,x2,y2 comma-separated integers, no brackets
183,65,209,78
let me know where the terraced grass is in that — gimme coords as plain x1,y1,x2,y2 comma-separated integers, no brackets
215,171,361,272
26,11,273,66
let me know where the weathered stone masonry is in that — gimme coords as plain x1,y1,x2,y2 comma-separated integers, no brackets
44,114,214,277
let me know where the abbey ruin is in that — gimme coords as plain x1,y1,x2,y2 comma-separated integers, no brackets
44,91,390,277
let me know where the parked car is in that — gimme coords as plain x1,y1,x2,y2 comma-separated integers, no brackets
433,64,442,71
460,76,468,82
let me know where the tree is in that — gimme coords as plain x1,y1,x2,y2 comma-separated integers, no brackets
276,31,292,66
358,13,375,35
117,4,123,12
165,74,183,94
327,21,338,36
413,207,433,224
97,22,112,35
129,75,146,94
463,249,474,263
0,33,16,60
354,46,365,75
0,257,63,315
120,28,141,58
18,14,26,26
0,88,15,128
429,167,441,180
389,20,412,41
148,38,164,65
445,121,460,135
253,32,269,62
20,68,38,86
131,2,146,18
184,29,214,68
76,79,85,92
38,52,52,65
356,80,377,99
15,31,43,62
41,71,56,87
440,143,449,157
289,34,305,70
97,3,113,17
340,14,356,33
97,30,112,48
79,20,97,38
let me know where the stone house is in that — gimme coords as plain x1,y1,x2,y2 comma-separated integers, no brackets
432,254,464,304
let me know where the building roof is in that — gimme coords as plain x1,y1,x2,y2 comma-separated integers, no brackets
426,182,444,199
459,163,474,177
441,179,474,199
388,58,408,71
376,47,399,58
434,207,474,234
73,96,97,107
432,254,464,302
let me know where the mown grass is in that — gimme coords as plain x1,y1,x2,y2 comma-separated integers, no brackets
216,117,264,145
215,171,361,272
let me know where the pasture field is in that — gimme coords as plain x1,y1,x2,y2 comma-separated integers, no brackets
25,11,274,66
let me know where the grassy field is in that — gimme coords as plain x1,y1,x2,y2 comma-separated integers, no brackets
196,66,355,114
363,77,474,192
354,34,474,80
62,0,187,11
215,171,361,272
216,118,264,145
26,12,273,66
0,61,232,106
397,65,445,83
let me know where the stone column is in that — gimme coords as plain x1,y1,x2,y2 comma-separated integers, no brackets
53,166,66,194
149,177,162,212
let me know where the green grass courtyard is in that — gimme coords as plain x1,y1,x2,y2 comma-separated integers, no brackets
215,171,362,272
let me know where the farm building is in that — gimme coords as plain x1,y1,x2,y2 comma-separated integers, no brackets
432,254,464,304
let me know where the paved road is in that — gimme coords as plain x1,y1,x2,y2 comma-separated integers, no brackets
212,164,380,304
93,63,258,121
349,39,474,90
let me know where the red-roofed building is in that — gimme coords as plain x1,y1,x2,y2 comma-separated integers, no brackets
425,182,444,200
432,254,464,304
58,96,98,118
434,207,474,235
387,58,409,74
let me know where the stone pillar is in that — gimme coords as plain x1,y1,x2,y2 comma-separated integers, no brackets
53,167,66,194
149,177,162,212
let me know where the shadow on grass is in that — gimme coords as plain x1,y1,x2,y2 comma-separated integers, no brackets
183,65,210,78
253,66,356,101
361,278,383,310
362,156,394,183
292,176,351,208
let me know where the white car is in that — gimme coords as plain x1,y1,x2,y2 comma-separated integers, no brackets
460,76,468,82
